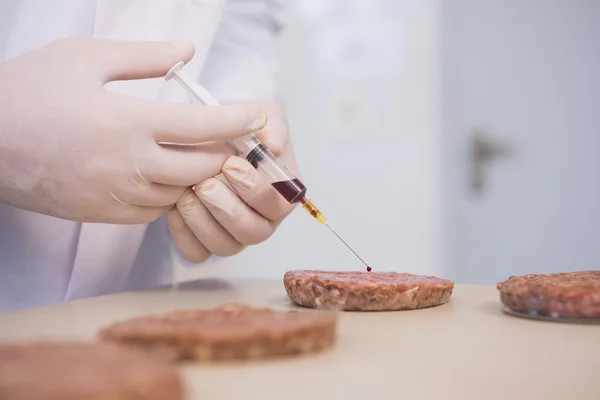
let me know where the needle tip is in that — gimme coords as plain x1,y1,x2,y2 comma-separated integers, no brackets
324,223,370,269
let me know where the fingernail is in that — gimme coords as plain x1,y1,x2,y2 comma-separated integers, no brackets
246,110,267,133
223,158,256,189
198,180,219,196
197,181,236,217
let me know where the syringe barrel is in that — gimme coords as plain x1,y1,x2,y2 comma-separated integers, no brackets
230,135,307,204
165,62,308,204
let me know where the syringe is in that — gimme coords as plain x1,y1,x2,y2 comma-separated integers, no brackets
165,62,371,271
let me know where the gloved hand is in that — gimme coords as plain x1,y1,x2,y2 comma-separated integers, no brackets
167,101,300,262
0,37,266,223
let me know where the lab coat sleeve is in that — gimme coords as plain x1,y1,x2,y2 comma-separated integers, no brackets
171,0,290,268
198,0,290,102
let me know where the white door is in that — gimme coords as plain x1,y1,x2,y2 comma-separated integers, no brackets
443,0,600,284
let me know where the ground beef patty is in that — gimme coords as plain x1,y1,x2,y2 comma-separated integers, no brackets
98,304,337,362
0,341,183,400
284,270,454,311
497,270,600,319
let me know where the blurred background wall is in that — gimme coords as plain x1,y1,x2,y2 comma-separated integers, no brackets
175,0,600,284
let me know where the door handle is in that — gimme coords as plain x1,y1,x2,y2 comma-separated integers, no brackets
470,129,513,195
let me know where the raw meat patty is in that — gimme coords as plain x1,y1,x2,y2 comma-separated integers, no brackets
0,341,183,400
497,270,600,319
98,303,337,362
284,270,454,311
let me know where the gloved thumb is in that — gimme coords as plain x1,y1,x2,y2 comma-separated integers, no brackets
87,38,195,82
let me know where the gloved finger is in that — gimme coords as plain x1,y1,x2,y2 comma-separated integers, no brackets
140,142,235,187
144,101,267,144
105,93,267,145
87,39,195,82
222,156,294,222
80,204,171,224
110,181,186,207
195,178,275,245
175,189,244,257
167,208,212,263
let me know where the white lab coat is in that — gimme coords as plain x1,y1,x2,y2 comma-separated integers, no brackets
0,0,287,312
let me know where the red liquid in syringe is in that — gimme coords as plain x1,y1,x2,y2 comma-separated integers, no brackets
271,178,306,204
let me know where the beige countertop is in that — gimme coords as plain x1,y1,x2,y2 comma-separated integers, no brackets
0,279,599,400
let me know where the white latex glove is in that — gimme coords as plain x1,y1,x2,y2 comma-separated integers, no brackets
167,101,300,262
0,37,266,224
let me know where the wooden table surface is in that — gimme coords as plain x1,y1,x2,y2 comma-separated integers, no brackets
0,279,599,400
